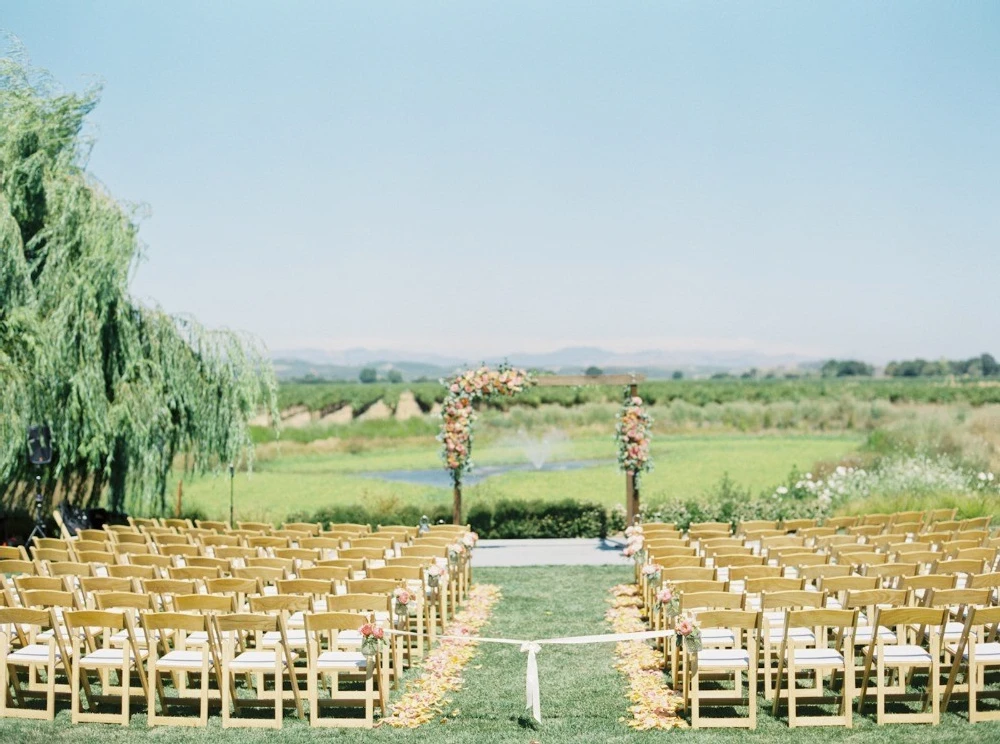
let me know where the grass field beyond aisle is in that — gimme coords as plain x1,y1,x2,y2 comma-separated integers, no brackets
5,566,1000,743
178,433,859,522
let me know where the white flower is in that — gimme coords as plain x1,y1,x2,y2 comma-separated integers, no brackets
776,486,788,495
990,473,995,482
979,472,988,481
836,466,846,476
805,473,813,479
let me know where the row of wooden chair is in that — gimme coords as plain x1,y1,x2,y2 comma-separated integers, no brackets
633,514,1000,729
0,603,391,728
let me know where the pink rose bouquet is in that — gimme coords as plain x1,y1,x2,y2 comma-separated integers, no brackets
655,584,680,617
360,622,385,658
675,615,702,652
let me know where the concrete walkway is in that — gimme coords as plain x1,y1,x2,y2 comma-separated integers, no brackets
474,537,628,567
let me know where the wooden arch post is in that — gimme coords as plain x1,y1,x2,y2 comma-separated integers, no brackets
625,378,640,525
532,374,646,526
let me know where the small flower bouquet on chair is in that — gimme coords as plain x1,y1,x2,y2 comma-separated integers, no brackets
676,615,703,653
393,587,412,627
360,622,385,659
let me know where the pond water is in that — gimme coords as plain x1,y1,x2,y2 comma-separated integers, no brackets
360,459,612,488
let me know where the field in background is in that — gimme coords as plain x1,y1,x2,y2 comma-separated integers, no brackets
177,432,859,523
174,378,1000,526
277,377,1000,418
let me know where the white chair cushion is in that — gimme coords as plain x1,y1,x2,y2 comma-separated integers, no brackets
261,630,307,648
700,628,736,645
80,647,147,666
155,650,207,670
790,648,845,668
875,645,932,665
7,644,61,664
230,650,285,670
853,627,897,644
962,641,1000,663
697,648,750,669
317,650,367,669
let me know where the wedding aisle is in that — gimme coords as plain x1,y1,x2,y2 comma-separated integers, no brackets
440,565,637,741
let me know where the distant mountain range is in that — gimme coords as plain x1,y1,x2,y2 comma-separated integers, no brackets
271,346,822,382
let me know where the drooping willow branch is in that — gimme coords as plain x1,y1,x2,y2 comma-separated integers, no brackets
0,47,277,515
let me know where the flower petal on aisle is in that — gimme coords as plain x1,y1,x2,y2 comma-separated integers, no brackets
379,583,502,728
606,583,686,730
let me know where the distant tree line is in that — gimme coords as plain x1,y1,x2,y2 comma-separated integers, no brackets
821,360,874,378
885,353,998,378
359,367,402,384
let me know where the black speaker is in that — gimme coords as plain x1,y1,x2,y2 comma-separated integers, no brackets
27,425,53,466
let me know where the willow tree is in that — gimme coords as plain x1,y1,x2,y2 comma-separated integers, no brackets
0,47,277,516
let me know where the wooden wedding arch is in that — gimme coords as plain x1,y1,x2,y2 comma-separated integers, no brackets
443,371,646,525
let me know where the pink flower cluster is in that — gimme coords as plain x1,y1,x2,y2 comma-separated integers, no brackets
616,393,652,477
359,622,385,640
623,531,644,561
439,365,531,481
641,562,663,577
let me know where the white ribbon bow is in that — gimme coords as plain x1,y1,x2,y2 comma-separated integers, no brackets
520,642,542,722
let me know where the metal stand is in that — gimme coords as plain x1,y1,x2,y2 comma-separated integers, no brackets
28,474,46,541
228,463,235,528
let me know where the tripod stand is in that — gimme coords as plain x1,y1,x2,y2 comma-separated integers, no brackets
28,473,46,541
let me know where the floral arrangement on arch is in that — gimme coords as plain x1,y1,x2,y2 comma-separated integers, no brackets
616,388,653,483
622,524,645,564
439,364,532,484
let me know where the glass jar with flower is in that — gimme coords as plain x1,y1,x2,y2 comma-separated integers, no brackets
359,622,385,659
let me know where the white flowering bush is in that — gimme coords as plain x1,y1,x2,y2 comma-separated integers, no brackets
633,456,999,533
768,456,998,512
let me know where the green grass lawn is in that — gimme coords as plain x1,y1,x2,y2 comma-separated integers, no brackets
3,565,998,743
177,432,860,523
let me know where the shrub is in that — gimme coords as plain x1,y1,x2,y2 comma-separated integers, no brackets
287,498,607,539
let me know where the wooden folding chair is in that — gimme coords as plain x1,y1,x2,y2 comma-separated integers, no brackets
772,608,858,727
142,611,215,727
759,590,825,700
248,595,312,655
63,609,149,725
783,519,818,533
856,606,947,724
204,578,260,611
842,588,910,667
798,564,852,586
900,574,956,605
686,609,760,729
303,611,386,727
213,612,303,728
673,592,744,695
107,564,157,582
0,607,67,720
819,575,878,610
866,562,918,590
942,605,1000,721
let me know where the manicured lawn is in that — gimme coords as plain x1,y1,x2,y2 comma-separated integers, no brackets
177,433,860,523
2,565,998,743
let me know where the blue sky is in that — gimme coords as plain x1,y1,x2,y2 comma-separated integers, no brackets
4,1,998,362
